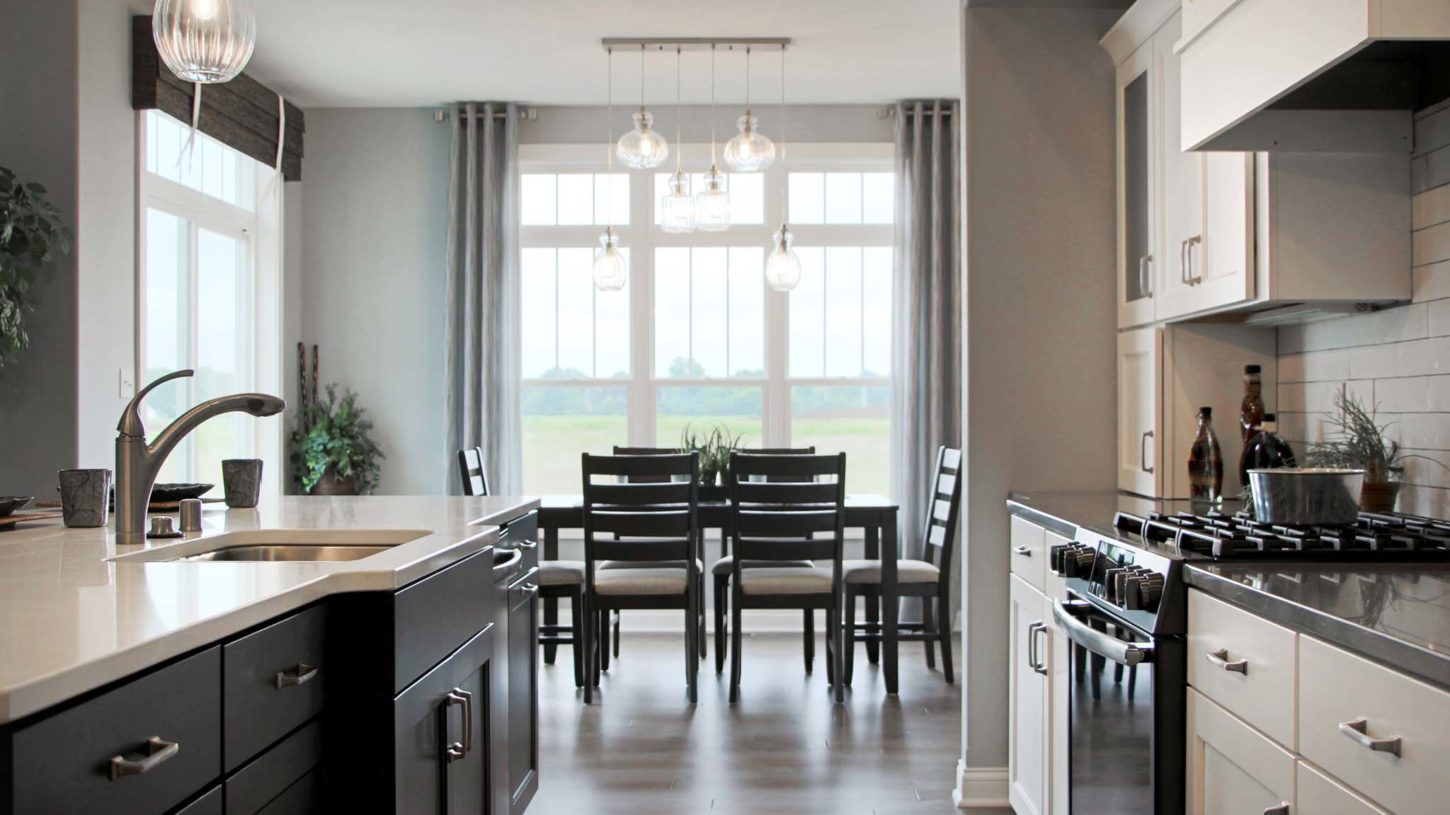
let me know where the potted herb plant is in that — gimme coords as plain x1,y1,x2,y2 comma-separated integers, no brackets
290,384,384,495
0,167,71,368
1304,386,1443,512
679,423,742,496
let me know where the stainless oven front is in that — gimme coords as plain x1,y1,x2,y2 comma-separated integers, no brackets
1054,593,1184,814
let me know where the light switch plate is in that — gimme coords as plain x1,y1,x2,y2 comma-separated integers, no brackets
118,367,135,399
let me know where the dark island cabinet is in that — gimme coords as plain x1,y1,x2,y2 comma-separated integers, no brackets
507,568,540,814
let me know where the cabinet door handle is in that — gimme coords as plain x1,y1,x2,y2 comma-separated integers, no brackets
1012,545,1032,557
517,538,539,550
1180,239,1190,285
443,689,473,762
1138,254,1154,298
520,582,540,600
1187,235,1203,285
1140,431,1155,474
1031,622,1049,675
1263,805,1290,815
274,662,319,689
108,736,180,781
1206,648,1248,674
1338,717,1402,757
1026,621,1045,673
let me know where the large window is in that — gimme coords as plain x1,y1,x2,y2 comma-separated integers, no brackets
138,110,282,489
520,144,894,496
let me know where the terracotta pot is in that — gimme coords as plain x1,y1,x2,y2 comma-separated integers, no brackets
1359,481,1400,513
312,468,361,496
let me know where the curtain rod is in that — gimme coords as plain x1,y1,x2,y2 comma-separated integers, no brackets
435,107,539,123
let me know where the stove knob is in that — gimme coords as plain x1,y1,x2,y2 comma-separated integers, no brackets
1049,544,1069,576
1072,548,1096,577
1138,575,1164,612
1123,576,1144,609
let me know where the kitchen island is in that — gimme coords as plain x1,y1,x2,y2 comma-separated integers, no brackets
0,495,541,814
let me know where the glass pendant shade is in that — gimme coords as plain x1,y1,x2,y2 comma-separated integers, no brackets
764,225,801,292
592,228,628,291
152,0,257,84
616,109,669,169
723,113,776,172
694,166,731,232
660,171,696,233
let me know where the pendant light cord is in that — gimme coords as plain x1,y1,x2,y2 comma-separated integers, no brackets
674,46,683,175
780,46,788,222
744,46,751,113
709,45,718,164
606,47,614,229
639,43,647,113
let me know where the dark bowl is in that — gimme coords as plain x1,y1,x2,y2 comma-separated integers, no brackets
106,483,215,507
0,496,35,517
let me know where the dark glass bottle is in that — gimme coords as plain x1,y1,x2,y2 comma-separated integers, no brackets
1238,413,1297,487
1188,406,1223,504
1240,364,1264,442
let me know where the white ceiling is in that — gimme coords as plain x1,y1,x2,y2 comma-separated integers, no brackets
244,0,962,108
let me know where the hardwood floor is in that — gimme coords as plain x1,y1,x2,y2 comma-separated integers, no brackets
529,629,996,815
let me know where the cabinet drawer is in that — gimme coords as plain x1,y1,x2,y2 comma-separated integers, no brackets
1187,589,1297,747
1298,636,1450,815
1009,515,1046,591
10,647,221,815
1297,760,1389,815
224,604,328,769
1187,688,1294,815
177,786,223,815
226,718,322,815
255,766,321,815
394,547,497,693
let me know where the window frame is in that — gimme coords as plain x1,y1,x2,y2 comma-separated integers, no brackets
135,110,284,489
519,142,894,487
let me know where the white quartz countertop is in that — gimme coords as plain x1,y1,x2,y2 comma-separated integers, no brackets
0,495,539,725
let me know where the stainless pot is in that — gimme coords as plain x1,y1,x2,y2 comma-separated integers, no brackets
1247,468,1364,526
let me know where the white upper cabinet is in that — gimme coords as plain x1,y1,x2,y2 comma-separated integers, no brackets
1115,40,1159,328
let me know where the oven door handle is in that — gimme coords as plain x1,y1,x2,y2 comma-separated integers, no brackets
1052,599,1154,667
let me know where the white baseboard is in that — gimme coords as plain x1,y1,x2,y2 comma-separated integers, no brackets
953,761,1010,810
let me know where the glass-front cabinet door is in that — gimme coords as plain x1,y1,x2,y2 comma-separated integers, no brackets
1116,43,1157,328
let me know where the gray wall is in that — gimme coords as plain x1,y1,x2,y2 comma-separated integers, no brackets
960,3,1120,778
292,109,451,494
291,105,892,495
0,0,80,497
1276,101,1450,518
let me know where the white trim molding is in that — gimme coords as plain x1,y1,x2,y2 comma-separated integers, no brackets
953,762,1010,810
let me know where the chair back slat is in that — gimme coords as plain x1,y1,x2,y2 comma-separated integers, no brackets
727,452,846,568
582,452,700,579
457,446,489,497
612,447,681,483
919,447,963,584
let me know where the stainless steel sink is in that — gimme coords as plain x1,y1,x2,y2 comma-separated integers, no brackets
178,544,395,562
109,528,432,563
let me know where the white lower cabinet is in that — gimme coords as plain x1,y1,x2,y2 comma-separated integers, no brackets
1297,761,1388,815
1008,574,1048,815
1187,688,1295,815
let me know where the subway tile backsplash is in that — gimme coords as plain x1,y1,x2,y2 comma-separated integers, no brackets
1278,105,1450,518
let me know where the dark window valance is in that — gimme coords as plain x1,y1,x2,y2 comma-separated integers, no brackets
131,15,305,181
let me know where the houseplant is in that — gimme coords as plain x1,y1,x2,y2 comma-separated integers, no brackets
1303,386,1442,512
679,423,742,490
0,167,72,368
290,383,384,495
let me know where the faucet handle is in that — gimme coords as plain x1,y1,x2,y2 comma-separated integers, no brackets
118,369,194,438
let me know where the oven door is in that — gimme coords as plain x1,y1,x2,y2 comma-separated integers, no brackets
1053,596,1184,814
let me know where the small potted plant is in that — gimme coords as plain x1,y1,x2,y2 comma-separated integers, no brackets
1304,386,1442,512
290,384,384,495
679,423,741,498
0,167,71,368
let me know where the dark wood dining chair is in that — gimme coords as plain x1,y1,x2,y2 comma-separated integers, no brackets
457,446,585,687
711,446,816,675
727,452,847,703
582,452,701,703
843,446,962,684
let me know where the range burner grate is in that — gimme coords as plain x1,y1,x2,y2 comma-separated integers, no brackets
1113,509,1450,560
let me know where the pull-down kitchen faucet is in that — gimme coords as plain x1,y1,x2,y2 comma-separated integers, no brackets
115,369,285,545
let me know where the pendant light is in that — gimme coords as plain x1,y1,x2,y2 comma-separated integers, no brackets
694,44,731,232
723,46,776,173
594,48,628,291
764,46,800,292
152,0,257,84
660,47,696,234
616,45,669,170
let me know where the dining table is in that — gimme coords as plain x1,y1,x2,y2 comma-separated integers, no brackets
533,493,904,693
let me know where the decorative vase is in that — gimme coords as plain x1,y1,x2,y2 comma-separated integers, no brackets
313,468,361,496
1359,481,1400,513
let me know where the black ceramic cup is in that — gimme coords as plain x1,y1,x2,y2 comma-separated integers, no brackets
222,459,264,508
58,469,111,528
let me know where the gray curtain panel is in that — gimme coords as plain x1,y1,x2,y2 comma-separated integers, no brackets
891,100,962,560
444,102,523,495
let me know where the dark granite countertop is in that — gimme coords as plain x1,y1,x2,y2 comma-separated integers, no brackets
1004,491,1450,690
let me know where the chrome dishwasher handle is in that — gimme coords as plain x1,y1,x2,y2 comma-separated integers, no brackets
1206,648,1248,675
1338,717,1402,757
109,736,180,781
492,547,523,576
1052,599,1153,666
275,662,319,689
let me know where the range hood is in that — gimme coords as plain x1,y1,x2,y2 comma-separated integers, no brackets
1178,0,1450,152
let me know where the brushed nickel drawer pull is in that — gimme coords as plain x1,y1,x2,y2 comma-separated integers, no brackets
1012,545,1032,557
1263,805,1289,815
1338,717,1402,757
1206,648,1248,674
517,539,539,550
274,662,319,689
108,736,180,780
